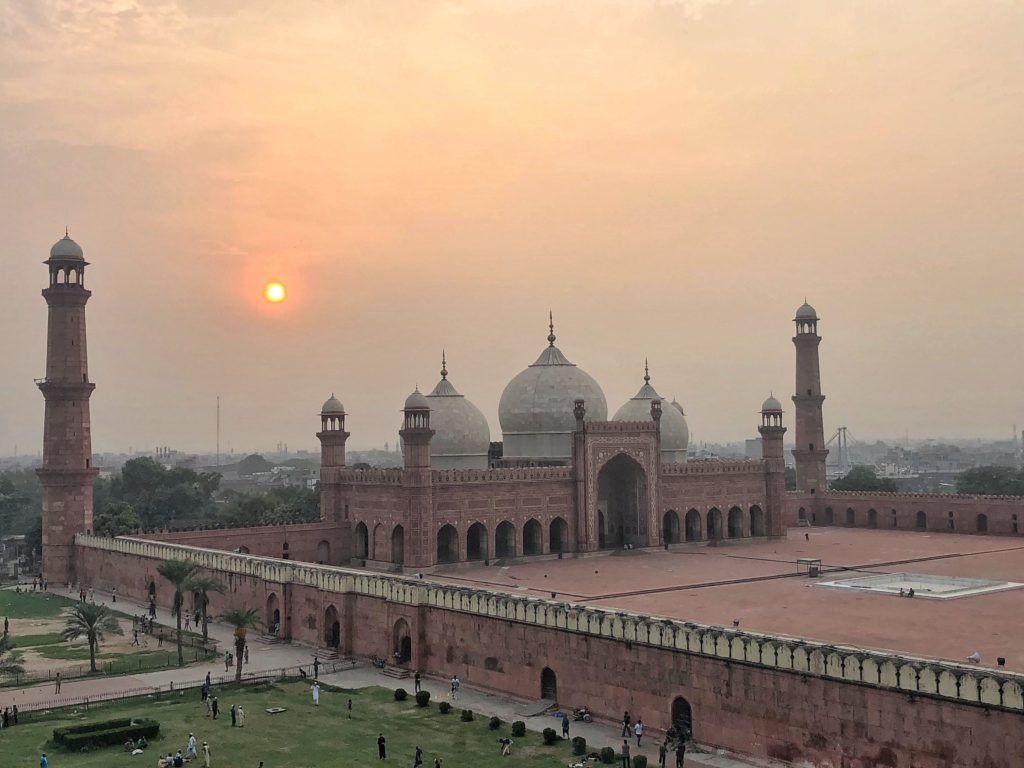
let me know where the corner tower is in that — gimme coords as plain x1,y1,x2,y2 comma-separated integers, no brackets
37,232,99,585
399,389,434,568
759,395,787,537
791,302,828,493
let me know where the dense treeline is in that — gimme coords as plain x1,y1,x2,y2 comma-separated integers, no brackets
829,466,898,492
955,466,1024,496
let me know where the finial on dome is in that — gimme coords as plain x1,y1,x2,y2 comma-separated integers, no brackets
644,358,650,385
65,226,69,238
440,350,447,380
547,311,556,347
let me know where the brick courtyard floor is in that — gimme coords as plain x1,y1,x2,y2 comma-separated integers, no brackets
434,527,1024,671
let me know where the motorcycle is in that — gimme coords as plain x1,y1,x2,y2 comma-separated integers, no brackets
572,707,592,723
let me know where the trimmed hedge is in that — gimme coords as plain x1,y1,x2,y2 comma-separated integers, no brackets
439,701,452,714
54,718,160,751
394,688,408,701
633,756,648,768
488,716,502,730
600,746,616,764
511,721,526,737
415,690,431,707
542,727,559,745
572,736,587,756
460,709,474,722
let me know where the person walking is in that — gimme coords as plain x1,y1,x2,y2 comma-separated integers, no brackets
203,742,211,768
561,712,570,739
211,697,220,720
622,711,631,737
313,657,320,679
237,706,245,727
450,676,457,700
413,745,423,768
205,671,212,688
230,704,237,727
312,683,320,706
40,753,48,768
658,742,667,768
12,705,18,725
347,699,353,719
54,672,61,694
187,734,197,760
244,646,249,665
377,733,387,760
432,759,443,768
675,740,686,768
414,672,421,693
634,719,644,747
621,740,631,768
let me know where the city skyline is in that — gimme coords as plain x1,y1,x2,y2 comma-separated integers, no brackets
3,1,1022,454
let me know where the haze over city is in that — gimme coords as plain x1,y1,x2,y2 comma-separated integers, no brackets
3,0,1022,455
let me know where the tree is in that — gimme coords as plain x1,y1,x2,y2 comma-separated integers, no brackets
236,454,273,476
185,573,226,641
956,466,1024,496
156,558,199,667
784,467,796,491
93,501,142,537
0,635,25,679
219,606,260,683
60,602,122,673
830,466,897,492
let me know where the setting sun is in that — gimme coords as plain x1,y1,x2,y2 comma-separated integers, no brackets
264,282,286,303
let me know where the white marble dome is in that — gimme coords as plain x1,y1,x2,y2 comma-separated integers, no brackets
404,389,429,410
425,356,490,469
498,320,607,462
49,233,84,260
612,366,689,463
321,394,345,415
795,301,818,320
761,395,783,412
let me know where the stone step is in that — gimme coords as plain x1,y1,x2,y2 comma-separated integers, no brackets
380,665,411,679
312,648,340,660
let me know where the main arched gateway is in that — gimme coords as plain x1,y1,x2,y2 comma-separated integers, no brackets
597,453,647,549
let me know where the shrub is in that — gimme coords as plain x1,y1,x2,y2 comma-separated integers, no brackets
633,756,648,768
415,690,431,707
572,737,587,756
542,727,559,745
600,746,616,764
511,720,526,737
394,688,408,701
488,716,502,730
54,718,160,751
460,709,474,722
438,701,452,714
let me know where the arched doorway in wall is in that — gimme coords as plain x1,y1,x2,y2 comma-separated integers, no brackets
541,667,557,701
823,507,834,525
266,593,281,635
437,525,458,564
977,514,988,533
707,508,723,541
317,539,331,564
391,525,405,565
354,522,369,559
671,696,693,740
324,605,341,649
867,509,878,528
797,508,806,523
549,517,568,554
393,618,412,665
916,511,927,531
749,506,765,537
373,523,387,560
684,509,702,542
846,508,855,526
663,510,681,544
523,519,543,555
597,454,647,549
495,521,516,558
467,522,488,561
727,507,743,538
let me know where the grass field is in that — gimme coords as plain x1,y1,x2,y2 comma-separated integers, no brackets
0,589,76,619
6,682,586,768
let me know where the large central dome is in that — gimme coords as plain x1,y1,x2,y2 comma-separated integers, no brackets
498,317,607,462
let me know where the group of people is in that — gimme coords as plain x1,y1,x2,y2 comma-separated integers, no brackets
618,711,690,768
0,705,20,728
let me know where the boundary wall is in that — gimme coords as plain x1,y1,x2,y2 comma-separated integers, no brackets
75,534,1024,768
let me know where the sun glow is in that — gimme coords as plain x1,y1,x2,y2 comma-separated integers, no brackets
264,282,286,303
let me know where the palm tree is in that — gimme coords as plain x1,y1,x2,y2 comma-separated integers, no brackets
157,558,199,667
219,606,260,683
184,573,226,642
61,602,122,673
0,635,25,679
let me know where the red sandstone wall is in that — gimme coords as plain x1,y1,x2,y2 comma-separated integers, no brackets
75,544,1024,768
661,465,768,538
145,522,344,565
786,492,1024,536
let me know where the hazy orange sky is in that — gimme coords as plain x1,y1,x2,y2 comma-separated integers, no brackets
3,0,1022,456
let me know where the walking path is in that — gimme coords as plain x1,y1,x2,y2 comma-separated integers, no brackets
2,592,775,768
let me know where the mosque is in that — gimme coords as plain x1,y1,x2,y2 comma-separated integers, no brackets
317,316,790,571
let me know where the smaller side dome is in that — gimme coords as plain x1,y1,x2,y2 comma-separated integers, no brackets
321,394,345,414
404,388,430,411
671,397,685,415
50,233,85,260
795,301,817,320
762,394,783,412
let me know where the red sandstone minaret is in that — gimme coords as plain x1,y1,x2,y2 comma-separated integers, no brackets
791,302,828,493
758,395,787,537
317,395,349,529
399,389,434,568
37,232,99,585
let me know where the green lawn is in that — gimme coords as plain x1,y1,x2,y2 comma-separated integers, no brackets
7,683,584,768
0,589,76,619
8,631,64,648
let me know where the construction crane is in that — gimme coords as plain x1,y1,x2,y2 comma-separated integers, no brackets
825,426,853,476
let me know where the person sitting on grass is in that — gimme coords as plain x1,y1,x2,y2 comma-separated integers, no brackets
124,739,136,752
174,751,184,767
